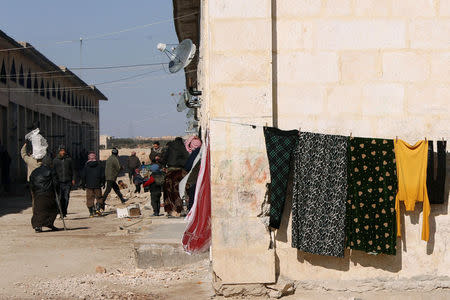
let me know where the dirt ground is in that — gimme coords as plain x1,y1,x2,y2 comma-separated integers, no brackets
2,180,449,300
0,179,212,300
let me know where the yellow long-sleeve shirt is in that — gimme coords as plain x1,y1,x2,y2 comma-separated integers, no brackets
394,139,430,241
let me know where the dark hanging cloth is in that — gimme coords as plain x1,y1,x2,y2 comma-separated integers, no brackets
263,127,299,229
346,137,398,255
427,141,447,205
292,132,348,257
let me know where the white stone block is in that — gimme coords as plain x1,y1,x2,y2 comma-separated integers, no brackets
406,85,450,116
382,52,429,82
211,217,270,248
341,52,379,82
276,0,322,17
209,0,270,18
276,20,314,50
278,85,326,116
212,20,270,52
354,0,391,16
410,20,450,49
441,0,450,16
211,53,270,84
210,86,272,118
362,83,405,116
317,20,406,50
213,248,276,284
278,52,339,83
323,0,353,16
430,52,450,81
326,85,362,116
392,0,435,17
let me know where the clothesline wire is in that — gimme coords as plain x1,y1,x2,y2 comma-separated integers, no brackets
210,119,448,141
0,11,199,52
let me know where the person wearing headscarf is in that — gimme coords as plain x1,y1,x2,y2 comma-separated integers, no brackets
80,152,105,217
185,136,202,154
29,159,60,233
127,151,141,184
184,136,202,211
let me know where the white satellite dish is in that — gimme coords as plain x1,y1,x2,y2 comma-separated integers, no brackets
157,39,196,73
177,93,188,112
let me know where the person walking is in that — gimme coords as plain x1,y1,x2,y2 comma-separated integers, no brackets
102,148,127,203
149,141,163,164
143,162,165,216
80,152,105,217
52,145,75,218
127,151,141,184
0,140,11,193
132,168,144,194
29,160,60,233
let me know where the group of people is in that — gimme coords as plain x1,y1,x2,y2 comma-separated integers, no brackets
19,134,202,233
127,136,202,218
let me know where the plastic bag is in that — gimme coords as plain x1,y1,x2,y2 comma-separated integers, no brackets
182,134,211,254
25,128,48,159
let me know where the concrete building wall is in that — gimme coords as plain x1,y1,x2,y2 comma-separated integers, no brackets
0,32,105,183
200,0,450,287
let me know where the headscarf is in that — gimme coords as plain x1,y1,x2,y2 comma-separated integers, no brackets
87,152,97,162
185,136,202,153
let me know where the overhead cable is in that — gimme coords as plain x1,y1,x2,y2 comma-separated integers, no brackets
0,11,199,52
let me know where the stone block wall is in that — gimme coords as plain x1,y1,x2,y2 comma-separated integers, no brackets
201,0,450,286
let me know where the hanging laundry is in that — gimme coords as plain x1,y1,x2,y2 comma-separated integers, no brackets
182,134,211,254
292,132,348,257
427,141,447,205
263,127,299,229
395,140,430,242
346,137,397,255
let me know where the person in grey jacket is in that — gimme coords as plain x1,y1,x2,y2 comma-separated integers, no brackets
102,148,127,204
52,145,75,217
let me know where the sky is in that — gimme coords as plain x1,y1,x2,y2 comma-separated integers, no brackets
0,1,188,138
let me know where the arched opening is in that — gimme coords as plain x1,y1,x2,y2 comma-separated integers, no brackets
18,64,24,86
52,81,56,97
10,59,16,82
33,76,39,94
0,60,6,84
26,69,32,88
40,79,45,97
57,84,61,100
46,82,50,99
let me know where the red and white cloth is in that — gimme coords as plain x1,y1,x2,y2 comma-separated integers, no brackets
182,133,211,254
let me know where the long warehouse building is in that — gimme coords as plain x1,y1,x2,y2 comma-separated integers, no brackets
0,30,107,182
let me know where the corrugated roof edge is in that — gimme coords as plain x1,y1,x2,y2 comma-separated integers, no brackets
0,30,107,101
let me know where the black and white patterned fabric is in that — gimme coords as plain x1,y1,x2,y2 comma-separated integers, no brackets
292,132,348,257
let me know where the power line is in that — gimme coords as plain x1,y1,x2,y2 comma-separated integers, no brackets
0,62,167,79
0,11,199,52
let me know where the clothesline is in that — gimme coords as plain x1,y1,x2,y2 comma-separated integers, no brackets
209,119,448,142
